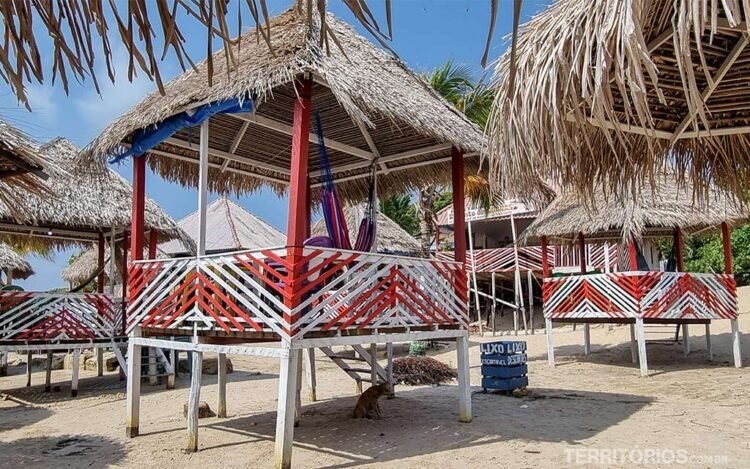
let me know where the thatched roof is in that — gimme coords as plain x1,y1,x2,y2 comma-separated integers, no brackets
79,9,484,203
160,196,285,255
487,0,750,204
0,138,192,251
311,205,421,255
0,243,33,280
523,173,750,243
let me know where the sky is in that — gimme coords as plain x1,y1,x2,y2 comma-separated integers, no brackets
3,0,551,290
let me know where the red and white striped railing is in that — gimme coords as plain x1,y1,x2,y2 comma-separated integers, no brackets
543,271,738,320
437,243,618,273
0,292,123,343
128,247,468,340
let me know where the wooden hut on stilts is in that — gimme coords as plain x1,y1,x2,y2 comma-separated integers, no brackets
78,9,481,467
523,174,747,376
0,136,188,396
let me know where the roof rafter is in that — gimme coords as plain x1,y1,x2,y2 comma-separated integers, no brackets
165,137,291,176
222,120,251,172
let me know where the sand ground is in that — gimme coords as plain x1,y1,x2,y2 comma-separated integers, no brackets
2,289,750,468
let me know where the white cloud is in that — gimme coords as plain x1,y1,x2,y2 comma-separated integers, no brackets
25,84,58,122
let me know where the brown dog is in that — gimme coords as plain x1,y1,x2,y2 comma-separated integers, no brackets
352,383,391,419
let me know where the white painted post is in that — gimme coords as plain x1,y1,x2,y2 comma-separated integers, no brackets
167,338,176,390
70,349,81,397
545,318,555,367
629,324,638,364
467,220,483,336
456,333,472,423
26,351,32,387
294,349,302,427
187,350,203,452
583,324,591,355
44,351,53,393
274,343,300,469
731,319,742,368
217,353,227,418
97,348,104,377
386,342,394,398
705,323,713,361
636,318,648,377
682,324,690,356
126,329,142,438
197,120,210,257
148,347,158,385
527,270,534,334
491,272,497,336
304,348,317,402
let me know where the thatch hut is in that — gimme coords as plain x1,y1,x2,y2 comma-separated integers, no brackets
0,243,33,282
526,173,747,376
78,9,479,466
488,0,750,203
311,205,421,256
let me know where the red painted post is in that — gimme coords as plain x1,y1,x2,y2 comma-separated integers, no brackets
304,177,311,239
130,156,146,262
284,78,312,334
540,235,550,278
148,229,158,260
122,230,129,335
578,233,586,274
628,236,638,271
674,227,685,272
722,222,733,274
451,147,466,265
97,233,105,294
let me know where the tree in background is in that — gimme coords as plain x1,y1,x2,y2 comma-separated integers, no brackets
380,194,419,236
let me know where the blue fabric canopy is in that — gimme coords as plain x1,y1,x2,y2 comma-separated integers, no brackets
111,97,254,164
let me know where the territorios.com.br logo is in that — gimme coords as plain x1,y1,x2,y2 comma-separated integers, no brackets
564,448,729,465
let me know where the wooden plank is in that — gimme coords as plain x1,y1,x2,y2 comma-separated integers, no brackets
71,349,80,397
217,353,227,418
293,330,466,349
187,351,203,452
274,342,300,469
456,334,472,423
129,337,288,358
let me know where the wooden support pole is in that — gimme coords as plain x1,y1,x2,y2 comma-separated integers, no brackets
370,343,378,386
44,351,52,392
148,347,158,385
304,348,317,402
217,353,227,418
540,236,551,278
491,272,497,336
578,233,586,274
274,344,300,469
527,270,534,334
546,319,555,366
583,324,591,355
121,230,129,335
467,220,483,336
148,229,158,259
451,148,466,265
731,319,742,368
71,349,80,397
130,156,146,262
629,324,638,364
705,323,713,361
187,351,203,452
97,348,104,377
510,214,526,335
0,352,6,376
197,121,210,256
456,333,472,423
26,351,32,387
636,318,648,377
286,78,312,248
294,350,302,427
97,233,105,293
166,340,176,390
126,330,142,438
722,222,733,274
386,342,394,398
674,228,685,272
682,324,690,356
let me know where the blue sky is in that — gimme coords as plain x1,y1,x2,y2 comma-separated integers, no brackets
4,0,551,290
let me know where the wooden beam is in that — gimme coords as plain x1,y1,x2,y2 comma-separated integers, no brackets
222,120,250,172
672,33,749,141
567,114,675,140
234,112,374,161
165,137,291,176
129,337,289,358
354,119,389,173
647,28,674,52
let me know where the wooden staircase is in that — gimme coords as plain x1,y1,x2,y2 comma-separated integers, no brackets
319,345,388,393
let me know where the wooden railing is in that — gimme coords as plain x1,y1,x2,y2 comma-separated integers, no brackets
128,247,468,340
543,271,738,320
0,292,123,343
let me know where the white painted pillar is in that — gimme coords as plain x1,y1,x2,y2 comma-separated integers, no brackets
71,349,81,397
731,319,742,368
545,318,555,367
386,342,394,398
527,270,534,334
705,323,713,361
456,333,472,423
583,324,591,355
491,272,497,336
467,220,483,336
187,350,203,452
166,339,176,390
44,351,53,393
97,348,104,377
682,324,690,356
217,353,227,418
197,120,210,256
274,342,301,469
126,329,142,438
26,351,32,387
303,348,317,402
636,318,648,377
629,324,638,364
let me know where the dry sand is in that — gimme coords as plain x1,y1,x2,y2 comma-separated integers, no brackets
2,288,750,468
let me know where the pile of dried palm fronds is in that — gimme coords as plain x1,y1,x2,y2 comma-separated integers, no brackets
392,356,457,386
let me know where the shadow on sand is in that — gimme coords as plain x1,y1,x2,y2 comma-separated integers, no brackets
0,434,125,468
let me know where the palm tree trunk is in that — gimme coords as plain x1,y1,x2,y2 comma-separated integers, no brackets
418,185,436,257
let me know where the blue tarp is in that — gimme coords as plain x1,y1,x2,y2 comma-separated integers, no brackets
111,97,254,164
